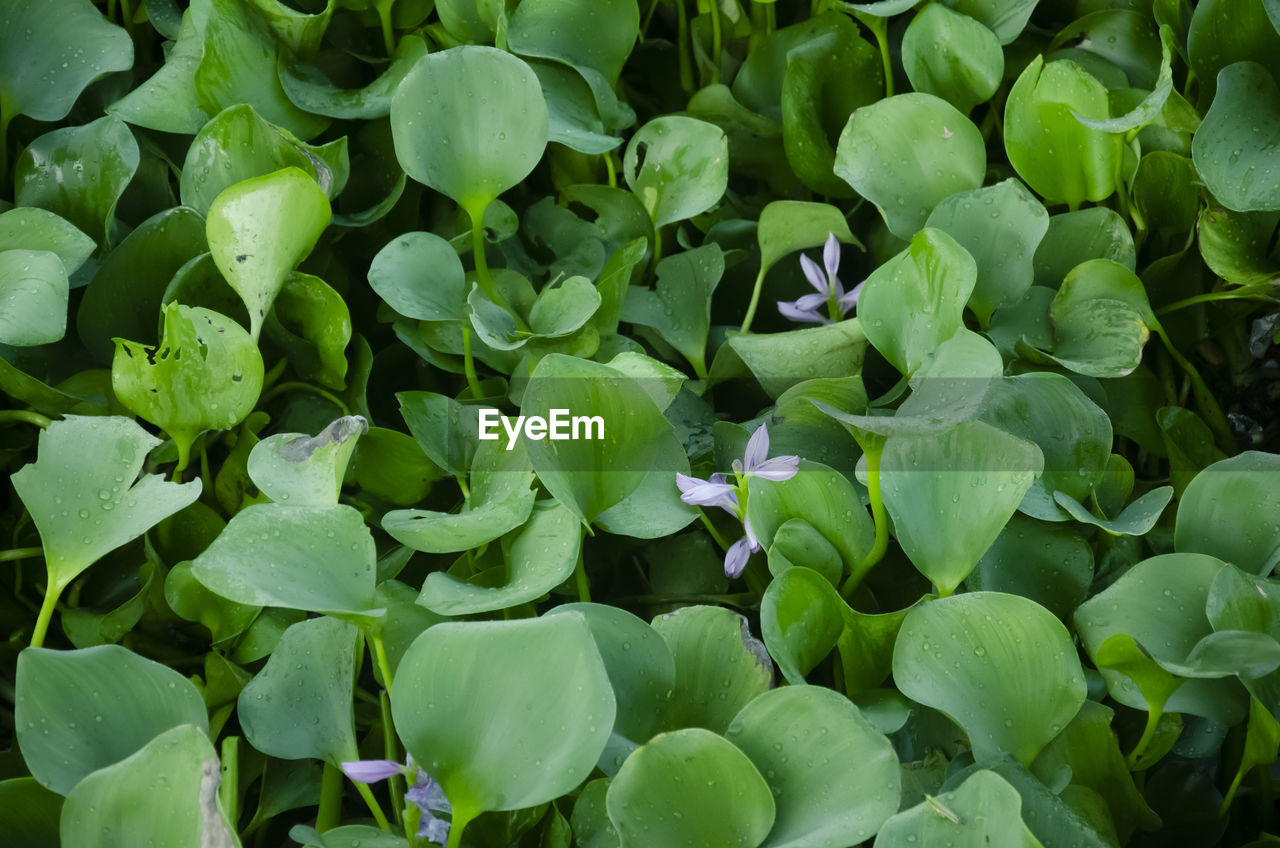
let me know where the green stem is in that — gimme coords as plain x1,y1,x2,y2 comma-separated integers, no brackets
603,150,617,188
173,437,193,479
376,0,397,56
1219,761,1247,816
740,267,767,333
354,782,392,831
709,2,722,84
856,13,893,97
220,737,240,829
0,547,42,562
31,580,64,648
574,544,591,603
468,204,527,331
379,692,405,826
1151,322,1235,452
456,474,472,503
675,0,694,94
461,325,483,398
0,409,50,428
445,806,476,848
371,632,396,691
317,763,343,832
1126,706,1164,770
1155,289,1275,316
698,511,732,551
120,0,133,33
261,381,352,415
652,225,663,267
841,443,888,599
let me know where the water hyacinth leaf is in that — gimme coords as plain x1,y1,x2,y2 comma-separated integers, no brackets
571,779,619,847
418,500,580,615
112,304,265,470
396,390,481,476
349,427,442,508
591,426,699,539
0,250,68,347
1074,553,1248,724
756,201,860,278
383,439,537,553
164,561,262,645
761,566,847,684
781,18,883,197
507,0,640,83
180,104,349,215
746,460,874,585
1033,207,1136,289
767,519,844,586
391,46,549,217
725,686,899,848
1154,630,1280,679
1207,566,1280,720
894,592,1087,765
1003,57,1122,209
14,645,208,795
1040,259,1155,378
1175,452,1280,575
10,416,201,607
369,231,467,322
619,243,722,376
966,514,1094,622
247,415,367,506
391,614,615,830
529,275,602,337
623,115,728,229
728,319,868,398
521,354,673,524
1196,207,1280,288
263,272,352,389
0,0,132,124
857,228,977,378
191,503,378,616
834,93,985,239
291,825,402,848
59,725,238,848
278,35,429,120
206,167,332,340
0,777,61,848
924,179,1048,326
549,603,676,774
975,373,1112,521
606,728,774,848
194,0,329,140
528,62,621,155
902,5,1004,114
15,116,140,247
876,769,1036,847
76,206,207,362
238,616,359,764
1053,486,1174,536
1192,62,1280,213
107,12,207,134
0,207,94,272
653,605,773,734
1075,25,1176,134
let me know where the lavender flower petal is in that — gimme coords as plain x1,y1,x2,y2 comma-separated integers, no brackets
724,537,752,578
823,232,840,280
420,814,451,844
777,300,826,323
837,281,864,312
742,424,771,472
793,292,827,312
799,253,828,294
750,455,801,481
676,473,737,508
340,759,404,784
744,516,760,552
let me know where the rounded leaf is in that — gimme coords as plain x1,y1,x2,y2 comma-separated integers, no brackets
902,5,1003,114
623,116,729,229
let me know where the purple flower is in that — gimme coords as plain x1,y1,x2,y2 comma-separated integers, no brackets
676,424,799,578
342,758,452,844
777,232,863,324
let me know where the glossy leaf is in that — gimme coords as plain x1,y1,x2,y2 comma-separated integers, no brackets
875,769,1038,847
0,250,68,347
1175,451,1280,575
623,115,728,229
369,231,467,322
247,415,367,506
620,243,722,375
1193,62,1280,213
902,5,1003,114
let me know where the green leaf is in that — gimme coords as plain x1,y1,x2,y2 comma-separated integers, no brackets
606,728,775,848
191,503,379,616
1053,486,1174,536
570,779,620,848
756,200,861,279
652,605,773,733
180,103,349,216
391,614,615,832
620,244,722,375
1196,206,1280,288
10,416,201,599
1075,25,1176,134
15,116,139,247
391,46,548,217
924,179,1047,326
1033,207,1136,289
895,593,1087,764
728,319,868,398
0,778,61,848
397,390,480,476
238,616,359,764
0,250,67,347
278,35,430,120
76,206,208,362
1192,61,1280,212
726,686,900,848
876,770,1039,847
107,12,209,134
15,644,208,795
1003,57,1123,209
1176,451,1280,575
529,275,602,337
206,166,332,340
164,561,261,645
112,304,265,469
263,272,352,389
247,415,366,506
0,0,132,123
1039,259,1155,378
857,229,977,377
834,93,985,239
623,116,728,230
761,566,846,684
195,0,330,140
417,499,581,615
0,207,94,273
370,231,467,322
943,0,1037,43
59,725,239,848
1074,553,1248,724
766,518,844,586
902,5,1004,114
967,514,1094,622
507,0,639,84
